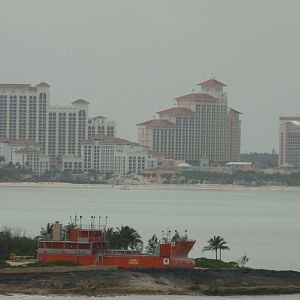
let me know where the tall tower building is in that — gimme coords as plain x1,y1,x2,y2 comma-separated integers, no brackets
0,82,117,171
279,117,300,168
137,77,242,162
48,99,89,161
0,83,50,153
227,108,242,161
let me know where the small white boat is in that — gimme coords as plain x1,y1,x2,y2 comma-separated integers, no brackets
119,185,130,190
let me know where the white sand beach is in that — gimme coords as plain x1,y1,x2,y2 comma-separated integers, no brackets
0,181,300,192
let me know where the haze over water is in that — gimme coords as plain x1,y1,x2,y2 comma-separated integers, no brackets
0,186,299,271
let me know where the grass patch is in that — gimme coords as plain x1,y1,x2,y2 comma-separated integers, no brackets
0,260,11,268
25,261,81,267
194,257,238,269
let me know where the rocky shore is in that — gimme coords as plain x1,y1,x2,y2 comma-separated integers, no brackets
1,267,300,296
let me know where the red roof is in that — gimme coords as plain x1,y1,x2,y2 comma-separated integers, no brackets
136,119,175,126
72,99,90,105
175,93,217,101
15,147,40,154
90,116,106,120
36,82,50,87
229,108,242,114
197,79,227,87
0,84,32,89
82,134,138,146
157,107,194,115
9,139,39,146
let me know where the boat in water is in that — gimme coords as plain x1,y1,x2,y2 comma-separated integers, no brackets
119,185,130,190
38,221,196,269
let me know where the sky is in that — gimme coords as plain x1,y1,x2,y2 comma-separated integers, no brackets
0,0,300,153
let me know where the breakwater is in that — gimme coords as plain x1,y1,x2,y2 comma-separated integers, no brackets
1,267,300,296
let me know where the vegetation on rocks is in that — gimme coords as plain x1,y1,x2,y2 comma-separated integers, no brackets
194,257,238,269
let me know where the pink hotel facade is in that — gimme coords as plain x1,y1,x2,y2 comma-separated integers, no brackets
137,78,242,162
279,117,300,168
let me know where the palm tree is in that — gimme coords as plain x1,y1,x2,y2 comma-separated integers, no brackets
39,223,53,240
117,225,143,250
104,226,117,249
145,234,159,254
218,239,230,260
62,223,75,240
202,235,230,260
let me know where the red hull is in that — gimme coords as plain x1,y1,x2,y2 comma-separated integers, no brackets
38,252,195,269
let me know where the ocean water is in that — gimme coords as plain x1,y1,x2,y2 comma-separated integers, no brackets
0,186,300,271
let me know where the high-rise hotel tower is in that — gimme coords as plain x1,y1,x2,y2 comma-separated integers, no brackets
0,83,50,153
137,77,241,162
279,117,300,168
0,83,114,165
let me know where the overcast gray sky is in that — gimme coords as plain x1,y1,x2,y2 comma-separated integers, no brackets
1,0,299,153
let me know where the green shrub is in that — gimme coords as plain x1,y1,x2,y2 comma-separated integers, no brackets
194,257,238,269
0,260,11,268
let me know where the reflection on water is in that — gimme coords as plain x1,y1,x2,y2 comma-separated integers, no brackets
0,187,300,270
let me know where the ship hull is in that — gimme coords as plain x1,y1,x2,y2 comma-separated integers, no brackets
38,253,195,269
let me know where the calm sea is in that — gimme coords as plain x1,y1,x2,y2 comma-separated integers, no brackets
1,186,300,299
0,186,300,270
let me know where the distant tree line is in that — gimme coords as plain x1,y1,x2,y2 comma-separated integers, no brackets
181,170,300,186
240,152,279,168
0,226,37,260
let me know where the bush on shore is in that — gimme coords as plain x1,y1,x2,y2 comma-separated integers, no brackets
0,226,38,260
194,257,238,269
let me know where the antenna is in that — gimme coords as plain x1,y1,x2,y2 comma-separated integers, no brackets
79,216,82,228
105,216,108,230
99,216,101,230
210,73,216,80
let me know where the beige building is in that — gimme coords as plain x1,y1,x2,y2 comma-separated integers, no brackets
81,134,157,174
226,108,242,161
48,99,89,162
0,139,50,174
88,116,116,138
279,117,300,168
0,83,117,169
137,78,242,162
0,83,50,153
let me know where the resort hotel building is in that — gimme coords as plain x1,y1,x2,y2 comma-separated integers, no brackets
77,134,157,174
0,82,145,174
279,117,300,168
137,77,242,162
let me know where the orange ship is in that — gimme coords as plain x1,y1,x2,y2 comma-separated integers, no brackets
38,220,196,269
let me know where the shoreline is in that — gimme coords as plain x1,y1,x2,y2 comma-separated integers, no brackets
1,267,300,296
0,181,300,192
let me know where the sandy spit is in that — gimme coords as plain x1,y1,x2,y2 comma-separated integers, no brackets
0,181,300,192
